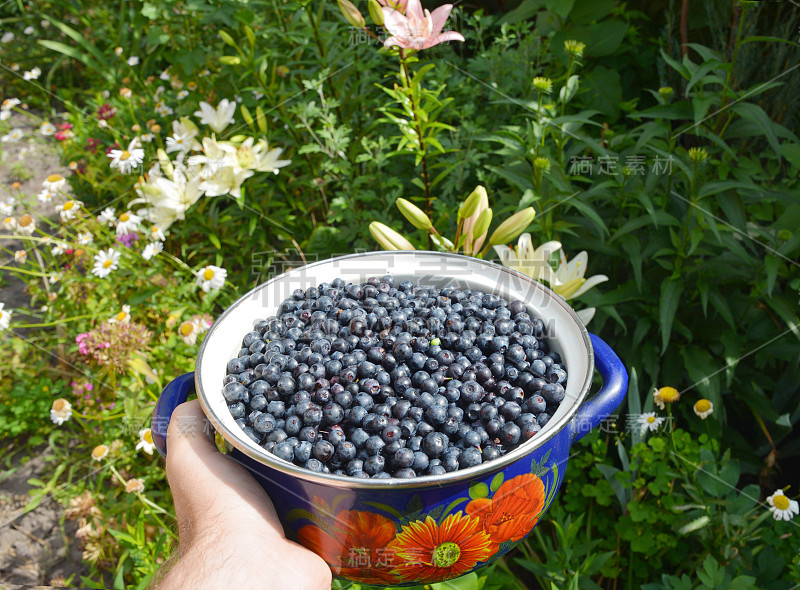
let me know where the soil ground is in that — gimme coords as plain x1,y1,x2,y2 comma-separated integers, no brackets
0,113,90,588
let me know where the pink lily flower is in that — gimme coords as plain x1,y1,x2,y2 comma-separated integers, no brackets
378,0,409,13
382,0,465,51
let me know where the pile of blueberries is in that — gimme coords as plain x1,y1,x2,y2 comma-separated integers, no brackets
223,276,567,479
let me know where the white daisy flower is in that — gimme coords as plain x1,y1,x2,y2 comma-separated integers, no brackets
1,98,21,111
92,248,121,278
136,428,156,455
767,489,799,521
51,241,69,255
176,90,189,100
108,140,145,174
0,201,13,215
55,199,82,221
139,133,154,142
127,56,140,66
17,214,36,236
48,272,62,284
196,265,227,293
199,68,210,77
114,46,123,56
149,225,166,241
160,69,171,81
14,250,27,264
142,241,163,260
0,111,10,121
0,303,11,331
1,217,16,231
101,89,110,99
1,129,24,143
41,19,50,27
165,132,196,154
91,444,109,461
154,101,173,116
252,90,264,100
97,207,116,225
23,67,41,80
636,412,665,435
37,190,53,203
693,399,714,420
109,304,131,323
50,398,72,425
40,122,56,136
115,210,141,235
125,478,145,493
43,173,67,193
193,99,236,134
76,232,93,245
24,26,35,35
1,32,15,43
178,320,199,344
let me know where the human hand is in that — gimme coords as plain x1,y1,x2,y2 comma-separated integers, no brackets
153,399,332,590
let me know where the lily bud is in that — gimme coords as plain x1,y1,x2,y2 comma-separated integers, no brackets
369,222,415,251
240,104,255,130
156,148,173,180
396,198,432,230
459,185,485,220
338,0,366,27
219,55,241,65
368,0,384,25
489,207,536,246
179,117,199,134
256,105,268,133
218,30,238,48
472,208,493,241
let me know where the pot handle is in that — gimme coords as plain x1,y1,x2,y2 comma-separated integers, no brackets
570,334,628,442
152,372,195,458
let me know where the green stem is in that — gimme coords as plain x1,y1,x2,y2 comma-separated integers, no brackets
399,49,433,225
13,314,96,328
0,264,51,277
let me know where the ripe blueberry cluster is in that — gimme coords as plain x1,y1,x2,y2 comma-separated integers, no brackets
223,275,567,478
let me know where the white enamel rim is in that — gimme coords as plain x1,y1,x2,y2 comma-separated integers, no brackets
195,251,594,489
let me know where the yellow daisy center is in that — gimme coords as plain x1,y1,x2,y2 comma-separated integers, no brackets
91,445,109,459
103,259,113,269
659,386,679,402
773,494,790,511
176,137,183,143
19,214,32,226
3,217,12,224
0,311,4,319
115,311,127,321
53,399,67,411
143,430,153,444
203,268,215,281
47,174,63,183
63,201,75,210
120,150,131,160
432,542,461,568
647,416,656,424
179,321,195,336
119,212,130,222
695,399,711,413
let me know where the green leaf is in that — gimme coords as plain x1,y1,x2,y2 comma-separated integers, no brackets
432,572,479,590
731,102,783,159
659,278,683,354
469,482,489,499
582,65,622,119
490,472,504,492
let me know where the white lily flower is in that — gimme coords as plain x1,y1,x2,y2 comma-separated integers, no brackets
493,233,561,284
187,137,237,179
193,99,236,134
552,250,608,300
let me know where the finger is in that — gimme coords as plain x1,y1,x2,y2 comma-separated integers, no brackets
166,400,286,540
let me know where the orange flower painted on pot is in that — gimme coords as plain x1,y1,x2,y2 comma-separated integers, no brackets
297,510,400,584
387,512,493,583
466,473,546,553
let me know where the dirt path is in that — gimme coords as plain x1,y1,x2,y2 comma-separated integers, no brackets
0,113,90,587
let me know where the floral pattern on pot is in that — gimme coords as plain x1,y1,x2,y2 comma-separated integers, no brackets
287,453,559,585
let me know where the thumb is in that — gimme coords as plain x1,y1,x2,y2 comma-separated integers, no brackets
165,400,285,542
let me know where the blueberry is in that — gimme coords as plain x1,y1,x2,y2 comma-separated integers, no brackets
253,413,277,434
336,441,357,462
363,455,385,475
305,458,324,472
393,447,415,468
294,441,313,463
273,442,295,462
365,435,386,456
313,440,335,462
461,380,485,403
222,382,246,403
459,447,482,468
424,432,448,458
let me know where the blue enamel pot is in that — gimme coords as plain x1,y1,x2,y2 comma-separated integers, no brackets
152,251,627,586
